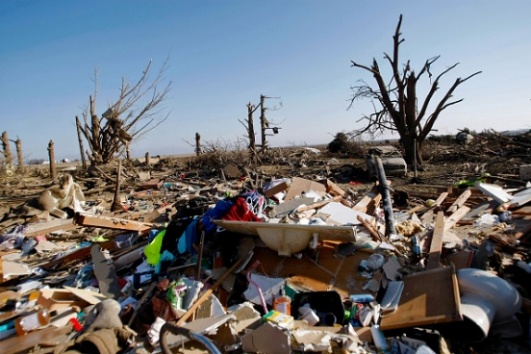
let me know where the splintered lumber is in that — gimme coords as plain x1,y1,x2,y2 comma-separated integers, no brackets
444,206,471,231
426,211,445,270
74,213,152,232
447,189,472,214
357,215,381,242
353,183,380,213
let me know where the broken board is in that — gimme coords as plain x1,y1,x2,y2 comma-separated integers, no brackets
380,266,462,330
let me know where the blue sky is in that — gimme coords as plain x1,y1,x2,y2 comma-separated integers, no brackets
1,1,530,161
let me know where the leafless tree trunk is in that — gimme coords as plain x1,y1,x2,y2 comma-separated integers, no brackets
15,137,24,173
78,59,172,166
76,116,87,170
239,102,259,162
111,160,123,212
1,131,13,167
145,152,150,166
349,14,481,167
195,132,202,156
48,140,56,179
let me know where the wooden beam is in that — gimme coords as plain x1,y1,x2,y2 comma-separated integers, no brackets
447,189,472,214
25,218,77,236
444,206,471,231
353,184,380,213
74,213,152,233
427,211,445,270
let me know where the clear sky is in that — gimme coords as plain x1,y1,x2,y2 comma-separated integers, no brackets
1,1,530,161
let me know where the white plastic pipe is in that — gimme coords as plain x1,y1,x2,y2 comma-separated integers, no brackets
456,268,522,342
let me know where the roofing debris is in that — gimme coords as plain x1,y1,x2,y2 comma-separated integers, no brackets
0,142,531,354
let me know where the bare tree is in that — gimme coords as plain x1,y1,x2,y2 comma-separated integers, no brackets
1,131,13,167
78,59,172,165
349,15,481,166
239,102,259,161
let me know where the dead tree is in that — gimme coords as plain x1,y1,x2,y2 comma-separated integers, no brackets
239,95,282,158
1,131,13,167
239,102,259,161
15,137,24,173
76,116,87,169
78,59,172,166
195,132,202,156
48,140,56,179
349,15,481,167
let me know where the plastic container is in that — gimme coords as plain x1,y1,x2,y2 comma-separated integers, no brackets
15,309,51,335
273,288,292,316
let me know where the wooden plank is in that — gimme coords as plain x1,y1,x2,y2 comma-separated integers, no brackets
380,266,462,330
25,218,77,236
74,213,152,232
447,189,472,214
426,211,445,270
444,206,471,231
352,184,380,213
0,324,71,354
420,192,448,225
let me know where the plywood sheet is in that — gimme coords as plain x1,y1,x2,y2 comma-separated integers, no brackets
251,242,372,299
380,266,461,330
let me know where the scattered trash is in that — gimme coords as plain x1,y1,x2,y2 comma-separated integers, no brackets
0,143,530,354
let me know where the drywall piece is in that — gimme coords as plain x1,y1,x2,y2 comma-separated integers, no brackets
380,266,462,330
510,186,531,207
243,273,285,306
91,245,121,299
273,197,315,218
1,257,32,280
475,182,513,204
319,202,374,225
241,322,291,354
227,302,262,333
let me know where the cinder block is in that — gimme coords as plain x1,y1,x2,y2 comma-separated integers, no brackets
520,164,531,181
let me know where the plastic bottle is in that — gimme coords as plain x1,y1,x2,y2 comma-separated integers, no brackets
15,308,51,336
273,288,291,316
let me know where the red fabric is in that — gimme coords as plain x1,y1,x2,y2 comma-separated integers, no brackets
222,197,261,222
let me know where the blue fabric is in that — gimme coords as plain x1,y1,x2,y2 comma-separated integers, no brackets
178,217,200,254
155,250,176,274
201,199,234,234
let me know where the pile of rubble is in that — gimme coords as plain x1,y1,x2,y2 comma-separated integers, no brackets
0,152,530,354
